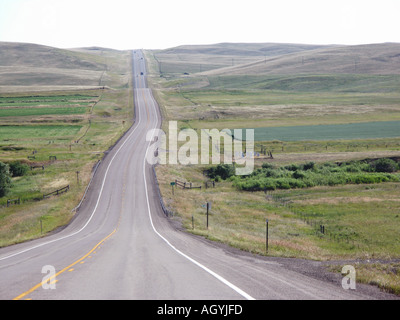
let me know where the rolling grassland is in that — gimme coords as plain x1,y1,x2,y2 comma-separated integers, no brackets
146,42,400,295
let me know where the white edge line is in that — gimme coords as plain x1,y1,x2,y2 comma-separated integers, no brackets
142,85,256,301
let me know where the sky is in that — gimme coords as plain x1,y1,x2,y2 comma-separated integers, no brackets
0,0,399,50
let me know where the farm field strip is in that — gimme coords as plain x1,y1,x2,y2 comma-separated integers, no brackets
0,107,87,117
231,120,400,141
0,124,83,140
0,95,97,106
0,95,98,117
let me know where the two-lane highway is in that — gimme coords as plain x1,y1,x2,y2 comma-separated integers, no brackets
0,51,247,300
0,51,396,300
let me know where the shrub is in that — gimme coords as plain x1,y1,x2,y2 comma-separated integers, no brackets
234,179,260,191
231,158,399,192
207,164,235,180
9,161,29,177
303,178,316,188
323,162,338,168
0,162,12,197
265,168,287,178
263,180,277,191
283,164,300,171
262,163,275,170
350,174,384,184
275,178,291,189
372,158,398,173
293,170,306,179
302,161,315,171
345,163,361,173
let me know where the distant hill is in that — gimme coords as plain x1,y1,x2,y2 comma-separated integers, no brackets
152,42,334,74
0,42,108,88
161,42,331,57
202,43,400,75
0,42,106,70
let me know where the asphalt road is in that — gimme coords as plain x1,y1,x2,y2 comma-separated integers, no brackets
0,51,397,300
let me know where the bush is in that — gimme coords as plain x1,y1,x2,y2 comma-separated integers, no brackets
345,163,362,173
263,180,277,191
0,162,12,197
207,164,235,180
283,164,300,171
262,163,275,170
234,177,277,191
293,170,306,179
372,158,398,173
349,173,388,184
265,168,287,178
302,161,315,171
232,158,399,192
9,161,29,177
275,178,292,189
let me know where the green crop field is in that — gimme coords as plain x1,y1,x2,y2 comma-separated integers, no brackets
205,74,400,93
0,107,87,117
0,95,96,105
0,124,82,140
0,94,97,117
231,121,400,141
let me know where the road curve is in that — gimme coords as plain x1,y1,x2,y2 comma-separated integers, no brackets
0,51,396,300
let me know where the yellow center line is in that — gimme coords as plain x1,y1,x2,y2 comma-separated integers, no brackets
13,229,117,301
13,171,130,300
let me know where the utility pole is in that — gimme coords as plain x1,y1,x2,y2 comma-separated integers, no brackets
266,219,269,254
159,61,162,74
206,202,209,229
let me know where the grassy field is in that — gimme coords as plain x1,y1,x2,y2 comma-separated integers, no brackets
151,76,400,124
0,94,96,118
146,42,400,295
0,107,87,118
0,95,96,104
0,43,133,247
0,124,82,140
156,163,400,259
156,162,400,294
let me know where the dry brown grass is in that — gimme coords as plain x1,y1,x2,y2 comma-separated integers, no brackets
203,43,400,76
295,196,400,206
